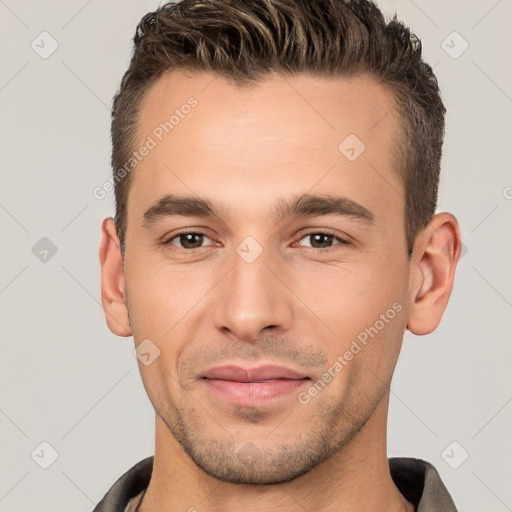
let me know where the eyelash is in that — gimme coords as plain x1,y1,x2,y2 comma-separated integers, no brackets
164,229,350,254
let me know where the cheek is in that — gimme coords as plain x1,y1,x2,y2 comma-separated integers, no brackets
294,259,407,332
124,255,212,338
295,257,409,390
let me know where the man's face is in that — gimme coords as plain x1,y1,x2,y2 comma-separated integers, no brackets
121,70,411,484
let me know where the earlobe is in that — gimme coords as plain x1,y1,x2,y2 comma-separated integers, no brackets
99,217,132,337
406,213,461,336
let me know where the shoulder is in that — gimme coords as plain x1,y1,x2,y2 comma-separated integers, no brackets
92,457,154,512
389,457,458,512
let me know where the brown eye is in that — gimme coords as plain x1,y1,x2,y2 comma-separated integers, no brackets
298,232,346,249
167,232,212,250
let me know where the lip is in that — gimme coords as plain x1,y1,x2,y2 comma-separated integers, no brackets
202,364,308,381
201,364,311,407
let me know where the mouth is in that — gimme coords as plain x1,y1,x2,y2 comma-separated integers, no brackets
200,364,311,406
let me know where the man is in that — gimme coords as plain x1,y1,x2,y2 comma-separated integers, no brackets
95,0,461,510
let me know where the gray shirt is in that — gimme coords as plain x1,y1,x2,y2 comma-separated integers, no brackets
92,456,458,511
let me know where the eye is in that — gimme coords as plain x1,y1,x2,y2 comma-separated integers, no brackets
163,230,350,253
165,231,214,250
295,231,348,250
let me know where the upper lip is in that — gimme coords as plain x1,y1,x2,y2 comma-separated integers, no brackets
201,364,309,382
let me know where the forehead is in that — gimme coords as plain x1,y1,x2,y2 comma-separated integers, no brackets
137,68,400,148
129,69,403,222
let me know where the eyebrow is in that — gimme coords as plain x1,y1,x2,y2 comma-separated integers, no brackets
142,193,375,227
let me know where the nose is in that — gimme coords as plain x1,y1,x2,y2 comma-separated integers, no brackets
212,245,293,343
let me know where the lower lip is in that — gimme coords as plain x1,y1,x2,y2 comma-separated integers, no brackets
203,378,310,407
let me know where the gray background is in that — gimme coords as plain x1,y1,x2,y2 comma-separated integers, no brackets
0,1,511,511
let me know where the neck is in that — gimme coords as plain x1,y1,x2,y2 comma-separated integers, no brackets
140,393,413,512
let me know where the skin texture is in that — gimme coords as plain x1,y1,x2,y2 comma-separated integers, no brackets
100,69,461,511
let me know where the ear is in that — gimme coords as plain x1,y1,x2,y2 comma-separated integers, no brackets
99,217,132,337
407,213,461,335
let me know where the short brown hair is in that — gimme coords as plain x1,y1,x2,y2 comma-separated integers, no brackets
111,0,446,257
